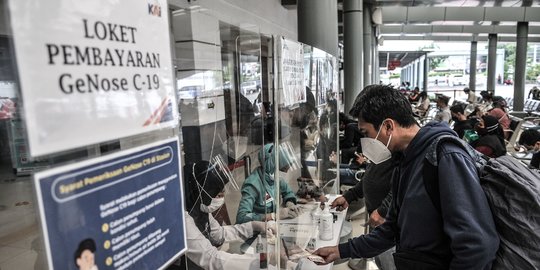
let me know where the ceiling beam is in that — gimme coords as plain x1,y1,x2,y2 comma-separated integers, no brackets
380,25,540,35
381,7,540,23
381,35,540,43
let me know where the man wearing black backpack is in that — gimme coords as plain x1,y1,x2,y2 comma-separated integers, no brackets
315,84,499,269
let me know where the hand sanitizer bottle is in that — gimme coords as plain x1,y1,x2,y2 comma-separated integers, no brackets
319,202,333,241
257,235,267,269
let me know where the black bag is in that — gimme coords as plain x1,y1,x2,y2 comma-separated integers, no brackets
423,135,540,270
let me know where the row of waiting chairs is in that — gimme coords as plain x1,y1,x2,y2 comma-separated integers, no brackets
504,97,540,113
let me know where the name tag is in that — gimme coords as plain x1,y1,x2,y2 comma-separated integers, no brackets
265,193,274,204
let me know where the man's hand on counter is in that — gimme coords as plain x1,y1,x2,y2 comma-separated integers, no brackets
330,196,349,211
313,246,341,264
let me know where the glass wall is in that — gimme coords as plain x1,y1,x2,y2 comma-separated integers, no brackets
274,41,341,269
172,6,342,268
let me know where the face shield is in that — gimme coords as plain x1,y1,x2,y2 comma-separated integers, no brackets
188,155,237,214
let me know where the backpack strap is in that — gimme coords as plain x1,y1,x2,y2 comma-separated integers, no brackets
423,160,441,213
422,135,487,213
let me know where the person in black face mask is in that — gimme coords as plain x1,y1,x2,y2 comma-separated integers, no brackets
450,103,477,138
471,115,506,158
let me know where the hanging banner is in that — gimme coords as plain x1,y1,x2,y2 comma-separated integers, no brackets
34,137,186,270
280,37,306,107
8,0,178,156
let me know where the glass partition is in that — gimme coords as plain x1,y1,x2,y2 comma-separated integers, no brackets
272,38,341,269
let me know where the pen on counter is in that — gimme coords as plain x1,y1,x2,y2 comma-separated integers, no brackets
281,238,290,259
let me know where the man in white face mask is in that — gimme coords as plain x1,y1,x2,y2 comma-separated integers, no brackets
359,120,393,165
315,85,499,270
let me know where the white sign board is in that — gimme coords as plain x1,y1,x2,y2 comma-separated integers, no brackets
280,38,306,107
9,0,178,156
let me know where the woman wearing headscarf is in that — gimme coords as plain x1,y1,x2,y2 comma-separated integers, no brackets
183,160,268,270
471,115,507,158
236,143,299,224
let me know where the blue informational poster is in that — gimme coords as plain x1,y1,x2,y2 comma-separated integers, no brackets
34,138,186,270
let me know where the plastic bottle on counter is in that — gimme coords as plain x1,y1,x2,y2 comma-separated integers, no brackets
313,201,322,226
307,229,317,251
319,202,333,241
256,235,267,269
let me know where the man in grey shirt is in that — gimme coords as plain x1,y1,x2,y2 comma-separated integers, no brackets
434,94,451,123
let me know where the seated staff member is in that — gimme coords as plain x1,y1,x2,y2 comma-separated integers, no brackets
518,129,540,169
183,160,268,270
236,143,300,223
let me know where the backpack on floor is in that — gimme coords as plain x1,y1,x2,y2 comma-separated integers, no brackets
423,135,540,270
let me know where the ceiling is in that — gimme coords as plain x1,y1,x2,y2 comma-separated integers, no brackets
283,0,540,42
379,51,427,68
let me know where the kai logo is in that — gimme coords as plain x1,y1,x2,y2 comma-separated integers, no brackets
148,0,162,17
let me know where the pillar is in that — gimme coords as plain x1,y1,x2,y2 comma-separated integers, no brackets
411,63,416,87
363,4,372,86
298,0,339,57
416,59,421,88
410,65,413,84
423,55,429,91
373,35,380,84
487,34,497,92
469,41,477,92
514,22,528,111
343,0,363,113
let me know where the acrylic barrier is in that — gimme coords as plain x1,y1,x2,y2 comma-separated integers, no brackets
246,195,347,270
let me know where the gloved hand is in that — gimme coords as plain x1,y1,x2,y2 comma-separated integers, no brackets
279,207,297,219
286,201,302,215
266,220,276,237
279,201,301,219
251,221,267,234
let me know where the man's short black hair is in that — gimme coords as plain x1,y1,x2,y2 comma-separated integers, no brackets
74,238,96,266
339,112,353,125
349,84,417,130
492,96,506,108
480,90,493,100
519,129,540,146
450,103,466,114
437,95,450,105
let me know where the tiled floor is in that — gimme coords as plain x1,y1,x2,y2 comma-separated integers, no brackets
0,171,48,270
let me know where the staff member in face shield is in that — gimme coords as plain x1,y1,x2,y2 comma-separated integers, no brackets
183,160,269,270
236,143,300,224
